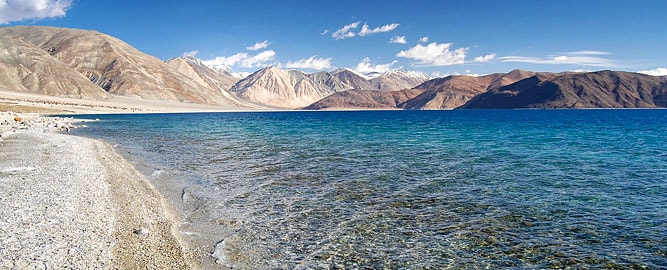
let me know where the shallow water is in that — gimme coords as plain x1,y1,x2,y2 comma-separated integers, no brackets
71,110,667,269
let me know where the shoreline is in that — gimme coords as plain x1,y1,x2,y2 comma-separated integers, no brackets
0,112,200,268
0,88,282,115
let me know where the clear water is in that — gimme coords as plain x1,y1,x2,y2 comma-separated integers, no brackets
70,110,667,269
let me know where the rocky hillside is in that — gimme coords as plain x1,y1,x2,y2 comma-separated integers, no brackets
369,69,430,91
309,70,667,110
0,26,252,107
231,67,429,108
2,26,665,111
403,70,535,109
231,67,339,108
305,89,424,110
308,70,535,110
330,68,376,90
166,56,238,92
461,71,667,109
164,56,263,108
0,31,108,99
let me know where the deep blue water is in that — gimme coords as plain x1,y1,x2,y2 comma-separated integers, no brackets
70,110,667,269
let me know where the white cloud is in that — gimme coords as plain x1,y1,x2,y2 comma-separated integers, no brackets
431,70,479,78
182,50,199,57
246,40,271,51
565,50,611,55
332,21,360,40
332,21,399,39
204,53,246,67
285,56,332,70
321,29,329,35
473,53,496,62
418,37,429,43
202,50,276,68
0,0,72,24
396,42,468,66
638,67,667,76
464,69,481,77
499,51,616,67
430,71,445,78
242,50,276,67
358,23,399,36
354,57,398,73
389,36,407,44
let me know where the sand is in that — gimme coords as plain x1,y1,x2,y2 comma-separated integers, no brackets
0,86,266,268
0,112,200,268
0,87,254,114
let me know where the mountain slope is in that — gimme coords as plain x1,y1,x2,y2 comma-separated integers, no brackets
0,26,246,106
231,67,353,108
0,35,108,99
402,70,536,109
305,89,424,110
165,56,264,108
307,70,536,110
369,69,430,91
330,68,376,90
231,67,429,108
166,56,239,92
461,71,667,108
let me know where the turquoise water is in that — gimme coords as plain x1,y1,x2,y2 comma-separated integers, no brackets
71,110,667,269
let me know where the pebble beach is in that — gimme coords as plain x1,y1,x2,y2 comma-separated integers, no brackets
0,111,197,269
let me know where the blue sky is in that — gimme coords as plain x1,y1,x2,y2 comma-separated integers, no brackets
2,0,666,77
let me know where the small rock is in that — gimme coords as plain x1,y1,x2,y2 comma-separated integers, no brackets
133,227,150,236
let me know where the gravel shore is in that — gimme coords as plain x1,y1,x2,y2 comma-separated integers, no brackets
0,112,197,268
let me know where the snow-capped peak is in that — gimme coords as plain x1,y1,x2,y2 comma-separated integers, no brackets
183,56,251,79
382,69,429,80
331,67,371,80
202,62,234,74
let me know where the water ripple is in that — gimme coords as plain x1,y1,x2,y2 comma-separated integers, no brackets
71,110,667,269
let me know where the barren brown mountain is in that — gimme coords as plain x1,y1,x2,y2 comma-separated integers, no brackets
0,33,108,99
231,67,428,108
165,56,238,92
368,70,429,91
231,67,350,108
305,89,423,110
330,68,376,90
308,70,536,110
461,70,667,109
165,56,262,108
2,26,665,111
0,26,248,106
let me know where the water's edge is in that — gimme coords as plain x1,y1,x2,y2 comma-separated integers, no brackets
68,110,667,269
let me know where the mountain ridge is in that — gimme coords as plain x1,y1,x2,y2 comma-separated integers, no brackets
0,26,665,111
307,70,667,110
461,70,667,109
308,69,537,110
0,26,253,107
230,65,430,108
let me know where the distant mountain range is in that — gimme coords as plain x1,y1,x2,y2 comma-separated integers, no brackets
1,26,666,110
461,70,667,109
230,66,429,108
309,69,667,109
307,69,536,109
